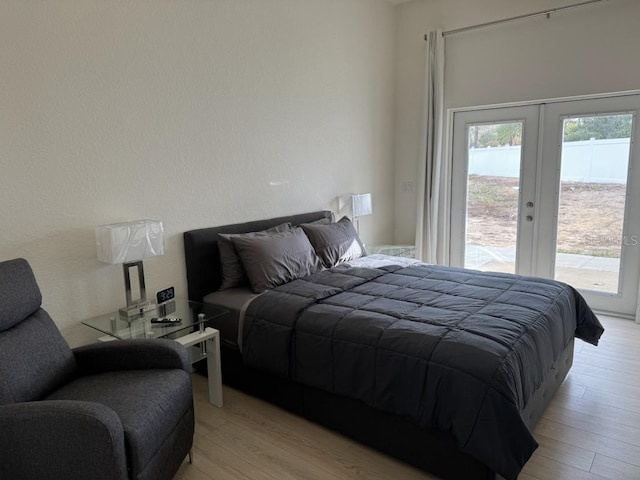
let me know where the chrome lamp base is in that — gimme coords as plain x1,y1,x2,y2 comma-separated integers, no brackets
119,260,155,317
119,302,155,318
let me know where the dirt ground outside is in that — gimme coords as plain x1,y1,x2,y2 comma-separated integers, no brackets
466,175,627,258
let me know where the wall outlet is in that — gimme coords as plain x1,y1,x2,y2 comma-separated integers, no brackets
402,181,414,193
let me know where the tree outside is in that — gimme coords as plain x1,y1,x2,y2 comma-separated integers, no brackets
468,114,633,148
563,115,632,142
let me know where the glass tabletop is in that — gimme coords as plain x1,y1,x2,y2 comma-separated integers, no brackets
82,299,228,340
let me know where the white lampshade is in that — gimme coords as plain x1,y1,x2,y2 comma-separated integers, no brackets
339,193,373,219
351,193,373,218
96,220,165,265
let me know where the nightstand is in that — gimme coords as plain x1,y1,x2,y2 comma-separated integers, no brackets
369,244,416,258
82,300,227,407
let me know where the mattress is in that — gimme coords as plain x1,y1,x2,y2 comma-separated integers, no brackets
202,287,260,350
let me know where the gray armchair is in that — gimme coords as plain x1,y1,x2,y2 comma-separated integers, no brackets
0,258,194,480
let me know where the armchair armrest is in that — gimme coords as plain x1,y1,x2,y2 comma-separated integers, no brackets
0,400,127,480
73,339,190,375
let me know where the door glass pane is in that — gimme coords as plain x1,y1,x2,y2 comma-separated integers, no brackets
554,114,633,293
465,122,523,273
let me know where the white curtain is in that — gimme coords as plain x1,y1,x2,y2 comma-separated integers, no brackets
414,30,449,264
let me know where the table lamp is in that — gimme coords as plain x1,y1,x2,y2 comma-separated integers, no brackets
339,193,373,233
95,219,165,317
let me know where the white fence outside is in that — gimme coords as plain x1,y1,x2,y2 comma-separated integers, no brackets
468,138,630,184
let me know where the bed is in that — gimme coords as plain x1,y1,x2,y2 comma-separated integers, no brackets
183,210,603,480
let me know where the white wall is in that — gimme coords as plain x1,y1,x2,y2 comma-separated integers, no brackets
0,0,397,334
393,0,640,243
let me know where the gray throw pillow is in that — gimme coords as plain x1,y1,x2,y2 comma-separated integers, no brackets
231,227,323,293
218,222,292,290
301,216,366,268
305,215,334,225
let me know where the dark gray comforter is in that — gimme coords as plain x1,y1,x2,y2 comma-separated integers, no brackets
242,261,603,479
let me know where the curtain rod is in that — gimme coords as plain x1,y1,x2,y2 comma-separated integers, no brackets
424,0,608,40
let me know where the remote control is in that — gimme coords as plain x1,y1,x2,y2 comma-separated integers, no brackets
150,317,182,324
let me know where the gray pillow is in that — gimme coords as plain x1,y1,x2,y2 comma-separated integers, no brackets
218,222,292,290
231,227,323,293
301,216,366,268
305,215,334,225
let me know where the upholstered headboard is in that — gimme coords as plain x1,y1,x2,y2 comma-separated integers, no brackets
183,210,333,302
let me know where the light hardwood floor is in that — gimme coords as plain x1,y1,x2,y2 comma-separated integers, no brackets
175,316,640,480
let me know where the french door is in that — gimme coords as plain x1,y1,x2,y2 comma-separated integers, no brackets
451,95,640,318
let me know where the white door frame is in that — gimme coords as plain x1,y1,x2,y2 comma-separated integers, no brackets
449,93,640,319
450,105,540,275
538,95,640,317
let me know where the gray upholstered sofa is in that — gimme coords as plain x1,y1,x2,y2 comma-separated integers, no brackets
0,258,194,480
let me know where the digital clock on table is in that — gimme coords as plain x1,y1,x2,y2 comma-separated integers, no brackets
156,286,175,305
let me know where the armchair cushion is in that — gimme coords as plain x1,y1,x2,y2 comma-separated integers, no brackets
46,368,193,478
73,339,190,375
